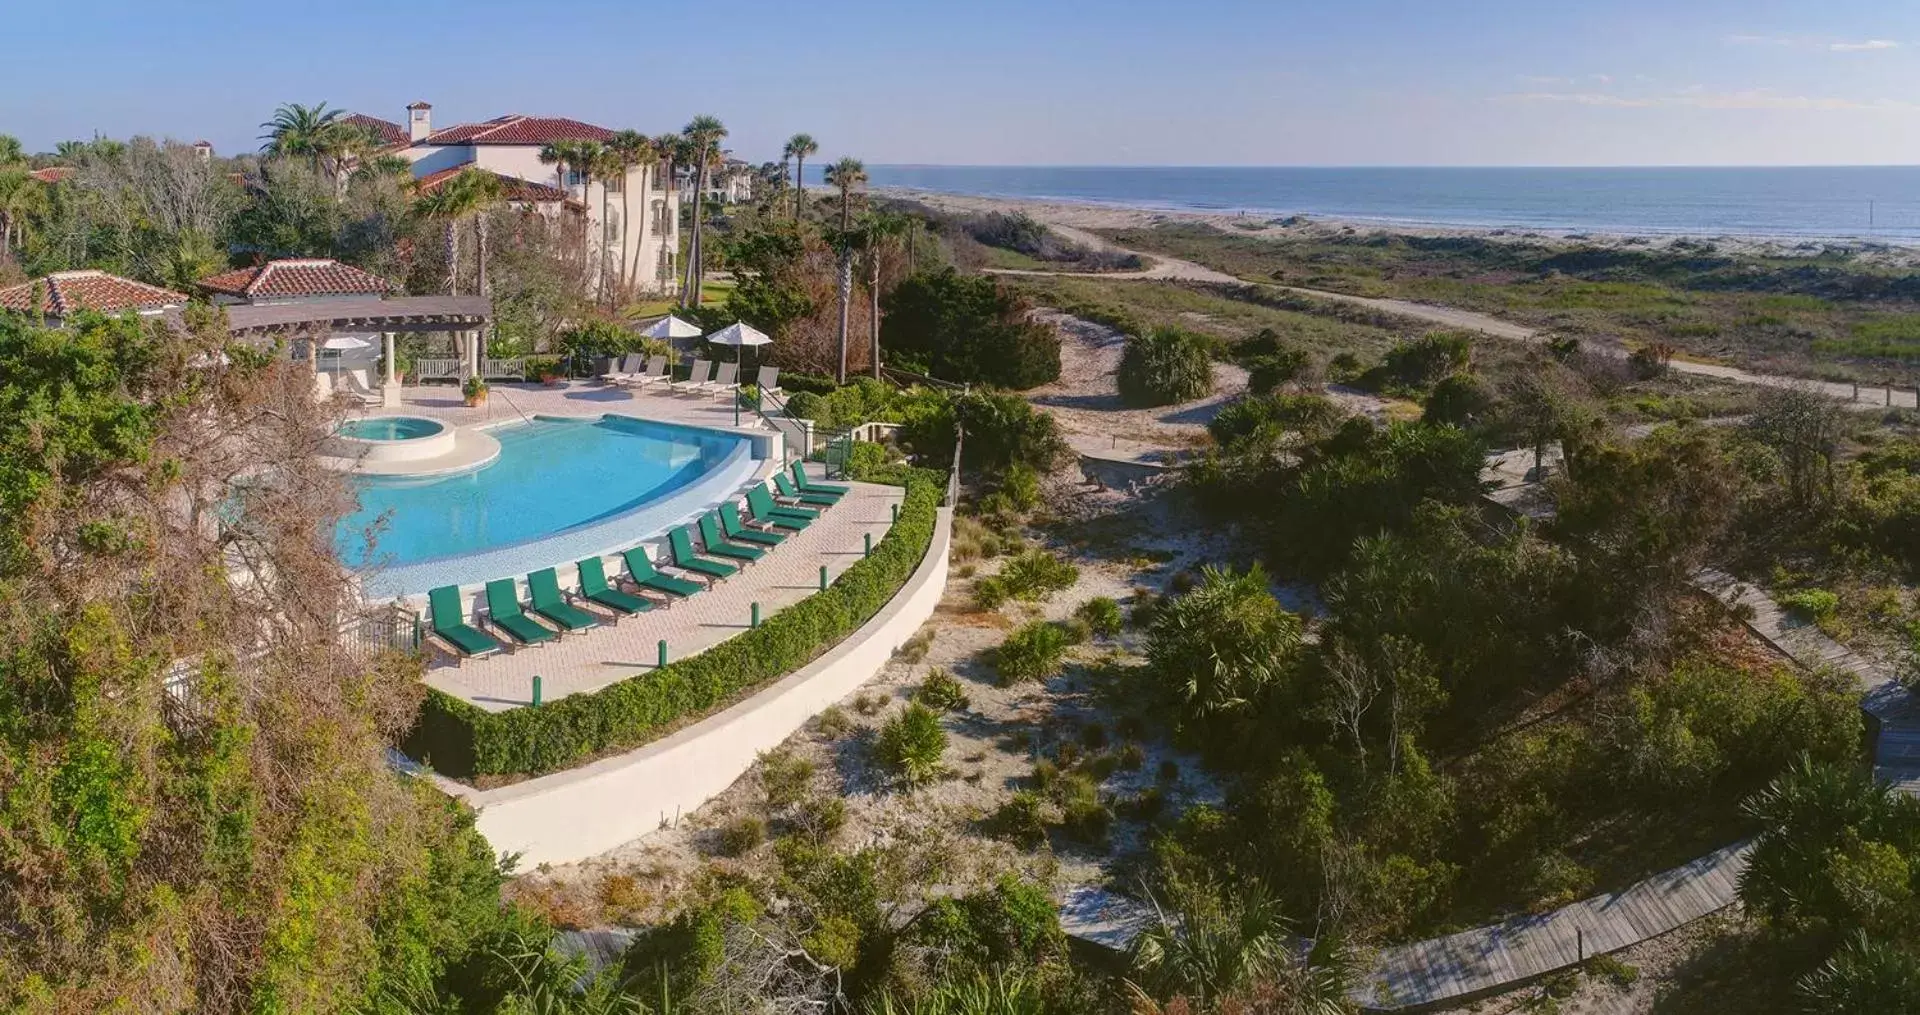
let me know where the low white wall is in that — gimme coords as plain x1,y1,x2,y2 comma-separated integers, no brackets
455,506,953,866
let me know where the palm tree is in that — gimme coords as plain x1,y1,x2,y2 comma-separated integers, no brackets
861,211,909,380
260,102,344,163
678,115,727,308
540,139,601,293
824,157,868,383
651,133,682,291
414,167,504,297
785,133,817,219
0,135,24,167
607,130,651,293
0,168,49,264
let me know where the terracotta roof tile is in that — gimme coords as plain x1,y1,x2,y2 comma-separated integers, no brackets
198,258,394,300
414,165,579,206
28,166,75,184
423,114,614,146
343,113,409,148
0,270,188,316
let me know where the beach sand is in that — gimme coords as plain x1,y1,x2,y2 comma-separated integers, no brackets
883,187,1920,267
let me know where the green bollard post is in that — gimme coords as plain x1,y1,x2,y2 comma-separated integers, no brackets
864,532,872,558
891,502,899,524
657,639,667,668
531,675,542,707
819,565,828,590
751,602,761,628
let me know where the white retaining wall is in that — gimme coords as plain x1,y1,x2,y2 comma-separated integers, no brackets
447,506,953,866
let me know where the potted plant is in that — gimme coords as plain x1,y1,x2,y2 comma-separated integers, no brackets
462,376,489,407
530,355,565,386
737,383,761,412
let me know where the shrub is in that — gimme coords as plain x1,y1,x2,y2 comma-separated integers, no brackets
898,389,1068,476
843,441,893,481
881,269,1061,389
1118,327,1214,407
914,668,972,712
1376,331,1473,392
1076,597,1124,638
1628,341,1675,379
718,815,766,856
1781,588,1841,622
995,621,1071,685
815,706,854,740
894,628,935,664
1054,774,1112,843
1080,722,1109,750
758,750,815,808
875,704,948,787
403,471,944,778
975,549,1080,609
1147,564,1303,724
792,795,847,842
1118,743,1147,771
1423,372,1498,428
999,462,1041,513
990,791,1049,848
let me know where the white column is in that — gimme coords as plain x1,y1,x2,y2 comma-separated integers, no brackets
382,331,402,408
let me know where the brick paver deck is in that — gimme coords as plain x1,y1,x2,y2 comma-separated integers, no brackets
422,480,903,711
368,378,756,432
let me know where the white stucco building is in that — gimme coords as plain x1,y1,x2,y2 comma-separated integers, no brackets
353,103,680,295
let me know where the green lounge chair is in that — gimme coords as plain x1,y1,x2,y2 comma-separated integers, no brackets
485,578,556,646
622,546,705,597
791,460,851,496
577,556,652,614
669,526,738,579
719,502,785,546
528,567,600,632
774,471,840,507
429,585,503,657
699,513,766,562
747,484,815,528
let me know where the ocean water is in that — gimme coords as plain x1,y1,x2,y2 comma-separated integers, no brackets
856,165,1920,241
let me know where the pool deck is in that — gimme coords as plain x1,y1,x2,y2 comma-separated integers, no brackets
355,378,757,434
421,479,905,710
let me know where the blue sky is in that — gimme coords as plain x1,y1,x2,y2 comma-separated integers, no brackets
6,0,1920,166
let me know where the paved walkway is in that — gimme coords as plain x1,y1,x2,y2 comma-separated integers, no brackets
362,378,759,433
423,481,903,710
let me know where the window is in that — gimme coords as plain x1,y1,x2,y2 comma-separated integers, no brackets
604,174,623,194
604,209,621,242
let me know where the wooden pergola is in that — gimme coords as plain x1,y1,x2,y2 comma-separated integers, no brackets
204,296,495,401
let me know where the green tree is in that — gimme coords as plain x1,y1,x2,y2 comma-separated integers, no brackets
606,129,652,293
415,167,504,297
880,269,1060,388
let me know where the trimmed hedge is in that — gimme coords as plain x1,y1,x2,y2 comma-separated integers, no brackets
403,470,944,779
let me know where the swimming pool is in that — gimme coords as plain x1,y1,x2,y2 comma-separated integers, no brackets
338,415,754,595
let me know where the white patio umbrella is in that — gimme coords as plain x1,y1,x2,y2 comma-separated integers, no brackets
705,322,773,423
320,334,371,374
638,314,704,340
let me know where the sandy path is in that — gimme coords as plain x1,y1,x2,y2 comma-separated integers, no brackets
930,190,1920,414
1027,310,1247,456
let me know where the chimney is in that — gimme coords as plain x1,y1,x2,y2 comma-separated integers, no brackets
192,140,213,163
407,101,433,143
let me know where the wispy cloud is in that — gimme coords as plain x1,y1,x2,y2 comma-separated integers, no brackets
1500,87,1919,111
1726,33,1900,52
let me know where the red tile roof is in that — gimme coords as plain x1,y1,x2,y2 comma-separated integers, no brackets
343,113,409,148
0,270,188,316
29,166,75,184
423,114,615,146
198,258,394,300
415,165,579,206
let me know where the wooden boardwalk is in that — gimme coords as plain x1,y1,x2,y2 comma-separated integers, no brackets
1354,572,1916,1010
1355,842,1750,1009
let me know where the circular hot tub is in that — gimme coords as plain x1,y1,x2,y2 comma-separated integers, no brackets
332,415,457,463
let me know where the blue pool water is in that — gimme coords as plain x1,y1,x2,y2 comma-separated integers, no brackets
337,415,744,572
339,416,444,441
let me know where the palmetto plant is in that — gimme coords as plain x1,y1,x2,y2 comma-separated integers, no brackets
678,115,727,308
1737,755,1903,928
824,156,867,383
1146,564,1302,721
0,167,49,263
1128,879,1355,1015
785,132,817,218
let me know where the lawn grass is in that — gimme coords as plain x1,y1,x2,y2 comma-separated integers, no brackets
625,280,734,319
